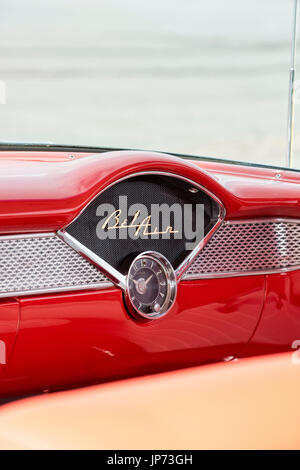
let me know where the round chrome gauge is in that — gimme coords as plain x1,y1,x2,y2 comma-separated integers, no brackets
126,251,177,320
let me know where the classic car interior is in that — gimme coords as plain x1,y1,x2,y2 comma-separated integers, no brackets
1,0,300,454
1,146,300,402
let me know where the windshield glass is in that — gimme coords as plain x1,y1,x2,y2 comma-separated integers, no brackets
0,0,299,169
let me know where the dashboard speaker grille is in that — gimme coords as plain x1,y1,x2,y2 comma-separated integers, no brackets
184,220,300,278
65,174,220,274
1,219,300,298
0,234,111,298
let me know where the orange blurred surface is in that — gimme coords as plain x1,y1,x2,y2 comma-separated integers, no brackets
0,352,299,450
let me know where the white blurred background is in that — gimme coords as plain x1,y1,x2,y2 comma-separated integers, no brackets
0,0,299,168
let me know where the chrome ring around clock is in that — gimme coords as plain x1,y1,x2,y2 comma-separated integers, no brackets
125,251,177,320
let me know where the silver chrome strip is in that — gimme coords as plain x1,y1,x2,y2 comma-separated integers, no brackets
1,217,300,299
0,232,55,240
57,230,127,291
222,217,300,225
59,170,226,287
0,282,114,299
175,213,224,281
184,265,300,280
183,217,300,280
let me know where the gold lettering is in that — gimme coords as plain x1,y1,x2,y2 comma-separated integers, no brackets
101,209,121,230
130,210,140,226
101,210,179,236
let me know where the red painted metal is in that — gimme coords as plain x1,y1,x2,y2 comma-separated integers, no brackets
0,300,19,372
0,149,300,398
0,276,264,398
243,270,300,357
0,151,300,234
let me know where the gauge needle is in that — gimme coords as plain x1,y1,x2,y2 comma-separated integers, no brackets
132,275,153,286
145,274,153,285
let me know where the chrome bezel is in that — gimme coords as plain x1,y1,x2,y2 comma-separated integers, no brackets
125,251,177,320
57,170,225,289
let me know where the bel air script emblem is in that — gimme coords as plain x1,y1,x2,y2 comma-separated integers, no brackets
95,197,204,249
101,209,179,237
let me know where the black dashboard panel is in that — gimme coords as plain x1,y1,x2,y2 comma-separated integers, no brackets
66,174,220,274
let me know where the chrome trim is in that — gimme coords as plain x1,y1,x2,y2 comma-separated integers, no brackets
0,232,55,240
0,282,113,299
175,214,224,281
1,216,300,299
183,217,300,280
125,251,177,320
57,230,127,291
286,0,298,168
184,264,300,280
221,217,300,225
59,171,225,289
0,233,113,298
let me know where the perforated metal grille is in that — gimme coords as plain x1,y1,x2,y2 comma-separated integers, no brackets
66,174,220,273
184,220,300,279
0,234,112,297
2,220,300,298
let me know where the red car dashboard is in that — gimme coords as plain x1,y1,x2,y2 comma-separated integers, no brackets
0,149,300,399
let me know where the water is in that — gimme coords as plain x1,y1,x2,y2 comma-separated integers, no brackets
0,0,299,168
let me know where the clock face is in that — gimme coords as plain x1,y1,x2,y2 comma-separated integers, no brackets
126,252,177,319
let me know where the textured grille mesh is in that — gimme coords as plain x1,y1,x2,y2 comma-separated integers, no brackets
0,235,111,297
184,220,300,278
66,174,219,273
1,220,300,297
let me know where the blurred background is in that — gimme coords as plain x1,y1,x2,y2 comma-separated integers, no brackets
0,0,299,168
